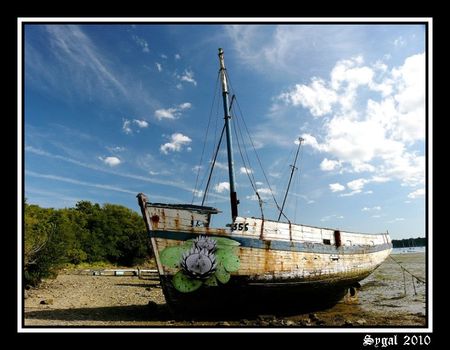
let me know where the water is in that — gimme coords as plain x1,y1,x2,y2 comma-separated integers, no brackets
391,246,426,254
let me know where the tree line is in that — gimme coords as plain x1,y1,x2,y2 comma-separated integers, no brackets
391,237,426,248
24,200,151,286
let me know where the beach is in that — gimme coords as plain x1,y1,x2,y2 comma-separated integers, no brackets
23,252,426,328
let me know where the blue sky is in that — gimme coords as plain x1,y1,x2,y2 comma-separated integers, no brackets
23,22,427,239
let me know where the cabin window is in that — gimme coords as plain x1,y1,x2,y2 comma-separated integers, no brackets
323,239,331,245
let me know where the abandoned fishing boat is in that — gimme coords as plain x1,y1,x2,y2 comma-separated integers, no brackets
137,48,392,315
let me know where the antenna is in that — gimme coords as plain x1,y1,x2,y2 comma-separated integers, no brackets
278,137,304,222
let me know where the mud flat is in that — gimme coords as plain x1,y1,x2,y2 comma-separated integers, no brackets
23,253,426,328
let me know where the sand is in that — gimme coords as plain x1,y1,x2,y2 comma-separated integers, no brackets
23,253,427,328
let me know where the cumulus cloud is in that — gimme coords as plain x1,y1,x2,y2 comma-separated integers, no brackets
178,70,197,86
408,188,425,199
320,158,341,171
240,167,253,174
99,156,121,167
154,102,192,120
280,78,338,117
246,187,274,201
122,118,148,134
214,182,230,193
329,183,345,192
155,62,162,72
133,119,148,128
160,133,192,154
175,53,181,60
290,53,425,188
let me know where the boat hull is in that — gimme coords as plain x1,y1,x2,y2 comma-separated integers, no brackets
160,271,371,316
137,194,392,316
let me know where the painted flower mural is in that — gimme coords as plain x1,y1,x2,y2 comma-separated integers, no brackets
159,235,240,293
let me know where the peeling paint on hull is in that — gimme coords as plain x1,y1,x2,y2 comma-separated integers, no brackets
137,194,392,315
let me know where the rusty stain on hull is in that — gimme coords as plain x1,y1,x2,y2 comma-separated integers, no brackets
137,193,392,314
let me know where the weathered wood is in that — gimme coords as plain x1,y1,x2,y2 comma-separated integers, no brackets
138,201,392,313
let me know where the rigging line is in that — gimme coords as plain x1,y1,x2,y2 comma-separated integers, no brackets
232,112,257,194
231,103,258,189
192,72,220,204
226,74,289,221
278,138,303,222
201,124,226,206
232,117,265,219
389,255,426,283
232,103,261,190
197,74,223,200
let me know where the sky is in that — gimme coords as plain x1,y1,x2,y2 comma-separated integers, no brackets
22,21,428,239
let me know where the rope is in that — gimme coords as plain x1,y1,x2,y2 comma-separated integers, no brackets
201,125,225,206
225,71,288,221
191,72,220,204
389,255,426,283
231,108,265,218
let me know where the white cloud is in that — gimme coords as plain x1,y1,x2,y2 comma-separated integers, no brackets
155,102,192,120
320,214,344,222
122,119,132,134
133,119,149,128
214,182,230,193
155,62,162,72
294,53,425,187
132,35,149,53
279,78,337,117
179,70,197,86
240,166,253,174
26,146,196,194
394,36,406,47
179,102,192,110
329,183,345,192
320,158,341,171
123,118,148,133
99,156,121,167
246,187,274,201
408,188,425,199
387,217,405,223
27,171,135,195
192,189,203,197
161,54,167,59
155,108,177,120
255,181,264,186
347,178,368,191
362,206,381,212
214,162,228,170
26,26,160,113
175,53,181,60
107,146,125,153
226,25,370,75
160,133,192,154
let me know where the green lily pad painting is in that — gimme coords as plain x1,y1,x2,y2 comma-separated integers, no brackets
160,235,240,293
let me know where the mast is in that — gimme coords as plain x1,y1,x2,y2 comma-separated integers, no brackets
278,137,304,222
218,48,239,220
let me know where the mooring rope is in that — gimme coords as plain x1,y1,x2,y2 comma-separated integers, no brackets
389,255,426,284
